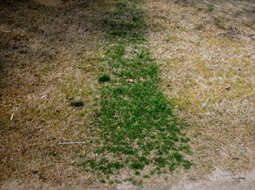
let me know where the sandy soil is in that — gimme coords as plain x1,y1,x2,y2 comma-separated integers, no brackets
116,169,255,190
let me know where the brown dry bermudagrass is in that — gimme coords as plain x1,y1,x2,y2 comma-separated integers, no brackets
144,0,255,182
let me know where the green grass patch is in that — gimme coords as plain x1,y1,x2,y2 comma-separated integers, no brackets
99,74,110,83
70,101,84,107
78,0,191,182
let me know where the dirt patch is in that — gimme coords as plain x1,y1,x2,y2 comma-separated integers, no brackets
116,168,255,190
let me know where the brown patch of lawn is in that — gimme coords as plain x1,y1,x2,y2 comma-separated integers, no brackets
0,0,108,187
143,0,255,182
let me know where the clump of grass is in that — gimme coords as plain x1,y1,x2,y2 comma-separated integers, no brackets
131,162,145,170
165,35,177,43
183,160,191,169
99,74,110,82
70,101,84,107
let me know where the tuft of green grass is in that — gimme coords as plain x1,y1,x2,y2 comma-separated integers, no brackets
165,35,177,43
131,162,145,170
169,163,175,172
70,101,84,107
99,74,110,82
183,160,191,170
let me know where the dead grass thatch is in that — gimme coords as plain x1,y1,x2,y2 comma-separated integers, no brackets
0,0,109,188
143,0,255,182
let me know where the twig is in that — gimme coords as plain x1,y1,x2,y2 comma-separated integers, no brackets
232,177,245,180
59,142,86,145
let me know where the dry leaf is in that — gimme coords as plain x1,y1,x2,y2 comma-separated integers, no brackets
92,112,97,117
126,79,134,83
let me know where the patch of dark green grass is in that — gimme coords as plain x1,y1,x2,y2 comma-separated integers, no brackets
70,101,84,107
109,181,114,185
169,163,175,172
154,157,168,167
157,170,162,175
99,74,110,83
78,0,191,183
183,160,192,170
131,162,145,170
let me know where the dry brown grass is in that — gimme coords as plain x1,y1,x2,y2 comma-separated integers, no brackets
143,0,255,182
0,0,110,188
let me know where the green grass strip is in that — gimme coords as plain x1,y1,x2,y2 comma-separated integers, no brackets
79,0,191,181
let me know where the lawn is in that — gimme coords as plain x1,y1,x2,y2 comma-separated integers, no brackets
1,0,255,189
